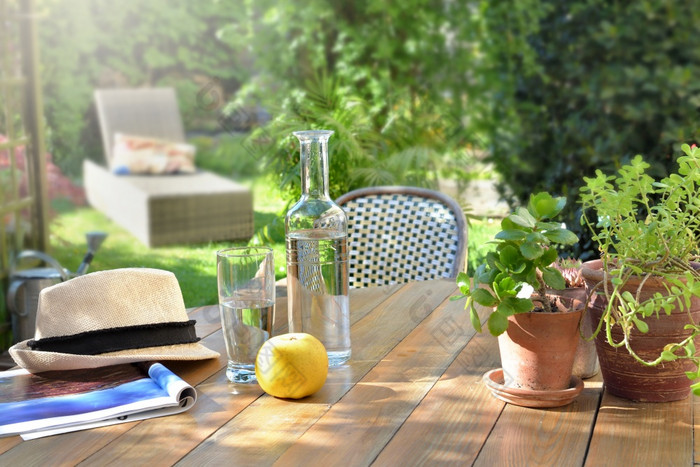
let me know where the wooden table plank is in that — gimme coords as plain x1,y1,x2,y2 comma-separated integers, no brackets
347,283,405,325
0,438,21,456
274,283,471,465
177,280,458,465
2,279,696,465
586,391,693,466
349,281,458,362
80,372,263,466
473,385,601,466
0,422,138,465
373,331,504,465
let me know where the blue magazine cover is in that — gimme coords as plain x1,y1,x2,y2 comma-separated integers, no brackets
0,362,196,440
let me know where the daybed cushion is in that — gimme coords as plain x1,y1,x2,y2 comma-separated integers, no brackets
111,133,196,175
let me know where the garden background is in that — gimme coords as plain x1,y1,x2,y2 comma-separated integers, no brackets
2,0,699,351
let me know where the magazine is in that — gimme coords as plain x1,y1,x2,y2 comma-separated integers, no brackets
0,362,196,440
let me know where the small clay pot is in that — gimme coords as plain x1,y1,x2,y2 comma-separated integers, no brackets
498,298,583,391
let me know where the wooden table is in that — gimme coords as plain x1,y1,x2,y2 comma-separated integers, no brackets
0,279,696,465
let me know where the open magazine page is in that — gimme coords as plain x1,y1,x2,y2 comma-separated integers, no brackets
0,362,196,440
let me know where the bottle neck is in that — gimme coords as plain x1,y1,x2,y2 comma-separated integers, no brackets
298,133,331,199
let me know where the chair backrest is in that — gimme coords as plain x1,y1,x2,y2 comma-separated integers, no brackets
336,186,468,288
94,88,186,164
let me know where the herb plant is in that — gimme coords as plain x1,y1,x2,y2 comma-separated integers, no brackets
579,144,700,391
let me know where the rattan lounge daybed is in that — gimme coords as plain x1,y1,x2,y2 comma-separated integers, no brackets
83,88,254,247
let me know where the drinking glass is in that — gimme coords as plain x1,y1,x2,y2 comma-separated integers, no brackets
217,246,275,383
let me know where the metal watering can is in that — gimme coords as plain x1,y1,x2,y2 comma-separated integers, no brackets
6,232,107,343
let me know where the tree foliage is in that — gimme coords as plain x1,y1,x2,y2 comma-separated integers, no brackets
222,0,484,202
478,0,700,259
35,0,246,176
34,0,700,264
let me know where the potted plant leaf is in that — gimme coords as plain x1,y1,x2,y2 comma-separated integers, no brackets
579,143,700,402
454,192,583,407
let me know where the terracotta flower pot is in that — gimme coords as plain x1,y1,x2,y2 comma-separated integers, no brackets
573,310,600,379
548,287,600,379
581,259,700,402
498,300,583,391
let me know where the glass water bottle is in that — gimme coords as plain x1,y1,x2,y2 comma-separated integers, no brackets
285,130,351,366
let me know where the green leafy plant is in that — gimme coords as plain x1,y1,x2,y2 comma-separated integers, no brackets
479,1,700,260
224,1,483,205
241,72,451,205
454,192,579,336
579,143,700,392
551,258,584,288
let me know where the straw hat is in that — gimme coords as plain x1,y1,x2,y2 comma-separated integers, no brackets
9,268,219,373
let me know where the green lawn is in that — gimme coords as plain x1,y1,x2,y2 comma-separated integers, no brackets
49,175,287,308
49,177,500,308
466,217,500,276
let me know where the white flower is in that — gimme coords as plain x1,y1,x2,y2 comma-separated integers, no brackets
516,283,534,299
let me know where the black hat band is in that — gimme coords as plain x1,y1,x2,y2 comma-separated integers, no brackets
27,320,200,355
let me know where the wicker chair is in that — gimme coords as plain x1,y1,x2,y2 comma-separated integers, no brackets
83,88,254,247
336,186,467,288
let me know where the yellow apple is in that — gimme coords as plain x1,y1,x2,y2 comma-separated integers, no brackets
255,333,328,399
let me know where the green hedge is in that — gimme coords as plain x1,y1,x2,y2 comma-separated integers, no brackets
479,0,700,258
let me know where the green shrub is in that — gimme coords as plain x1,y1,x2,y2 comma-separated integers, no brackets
243,73,451,203
478,0,700,259
191,133,262,179
222,1,484,205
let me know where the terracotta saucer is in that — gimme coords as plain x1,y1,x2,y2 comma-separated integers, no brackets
482,368,584,408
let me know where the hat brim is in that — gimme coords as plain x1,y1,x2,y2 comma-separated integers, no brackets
9,339,220,373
